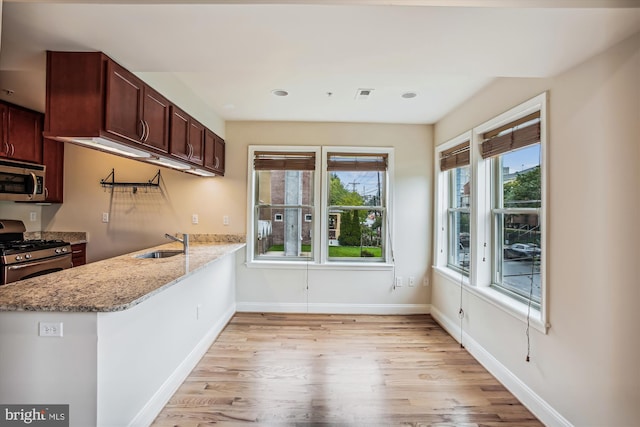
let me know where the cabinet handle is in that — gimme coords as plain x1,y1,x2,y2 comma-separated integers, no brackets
214,157,219,169
3,142,8,155
10,143,15,157
45,187,49,199
188,144,193,159
139,120,146,142
143,121,150,142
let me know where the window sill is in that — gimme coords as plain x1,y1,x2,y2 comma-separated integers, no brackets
433,266,549,334
246,260,395,271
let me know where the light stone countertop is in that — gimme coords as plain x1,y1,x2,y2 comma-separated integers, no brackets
0,240,245,313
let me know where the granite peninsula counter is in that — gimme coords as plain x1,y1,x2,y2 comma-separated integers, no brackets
0,238,245,312
0,234,245,427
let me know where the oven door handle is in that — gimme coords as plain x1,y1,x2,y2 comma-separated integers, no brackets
8,257,67,271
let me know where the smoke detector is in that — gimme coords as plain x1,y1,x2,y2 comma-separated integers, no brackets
355,88,374,101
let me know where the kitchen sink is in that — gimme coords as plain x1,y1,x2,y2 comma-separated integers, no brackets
135,250,184,259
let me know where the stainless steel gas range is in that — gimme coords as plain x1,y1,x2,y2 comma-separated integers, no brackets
0,219,72,285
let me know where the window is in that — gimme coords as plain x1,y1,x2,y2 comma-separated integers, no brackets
440,141,471,274
481,113,542,307
434,93,547,329
248,146,393,267
326,152,388,262
252,150,316,260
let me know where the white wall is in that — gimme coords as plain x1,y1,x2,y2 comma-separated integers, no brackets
431,31,640,426
39,144,244,262
229,121,432,313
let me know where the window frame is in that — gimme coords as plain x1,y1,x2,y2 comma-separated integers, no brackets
247,146,322,264
490,149,542,308
434,93,548,333
321,147,394,265
434,131,472,283
474,92,548,332
247,145,394,270
447,165,471,275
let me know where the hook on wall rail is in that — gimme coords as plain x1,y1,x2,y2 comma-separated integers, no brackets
100,169,161,194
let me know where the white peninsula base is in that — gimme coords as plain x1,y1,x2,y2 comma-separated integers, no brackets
0,249,240,427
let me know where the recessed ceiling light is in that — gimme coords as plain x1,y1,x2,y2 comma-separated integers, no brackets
272,89,289,97
402,92,418,99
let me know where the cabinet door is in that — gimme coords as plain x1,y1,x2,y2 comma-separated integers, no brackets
142,86,170,153
7,106,43,163
213,136,225,174
204,131,225,174
42,138,64,203
71,243,87,267
170,106,190,161
0,104,8,158
188,119,204,165
105,61,144,143
203,130,216,171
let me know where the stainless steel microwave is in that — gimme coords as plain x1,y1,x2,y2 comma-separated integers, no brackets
0,158,46,202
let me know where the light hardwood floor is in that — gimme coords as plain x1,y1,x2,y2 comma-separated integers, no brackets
152,313,542,426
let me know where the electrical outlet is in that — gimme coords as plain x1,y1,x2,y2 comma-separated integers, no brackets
223,215,230,226
29,211,37,222
192,214,199,224
39,322,63,337
409,276,415,287
423,276,430,287
102,212,109,223
395,276,403,287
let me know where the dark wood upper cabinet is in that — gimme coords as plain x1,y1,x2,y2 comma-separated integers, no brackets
188,119,204,165
204,129,225,175
142,86,170,153
105,61,170,154
0,103,43,164
170,106,204,166
0,100,63,202
105,60,144,143
0,104,8,157
170,106,190,161
42,138,64,203
46,51,225,174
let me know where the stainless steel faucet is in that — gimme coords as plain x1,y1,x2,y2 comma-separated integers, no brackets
165,233,189,254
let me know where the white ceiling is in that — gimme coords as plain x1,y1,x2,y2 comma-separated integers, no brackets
1,1,639,124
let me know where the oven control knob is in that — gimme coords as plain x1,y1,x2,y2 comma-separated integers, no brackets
61,247,68,253
15,255,23,261
25,254,32,259
55,248,62,254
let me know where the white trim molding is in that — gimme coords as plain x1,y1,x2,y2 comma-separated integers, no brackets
237,302,430,315
430,305,572,427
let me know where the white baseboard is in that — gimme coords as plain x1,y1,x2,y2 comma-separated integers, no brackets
237,302,430,315
430,306,572,427
129,303,236,427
